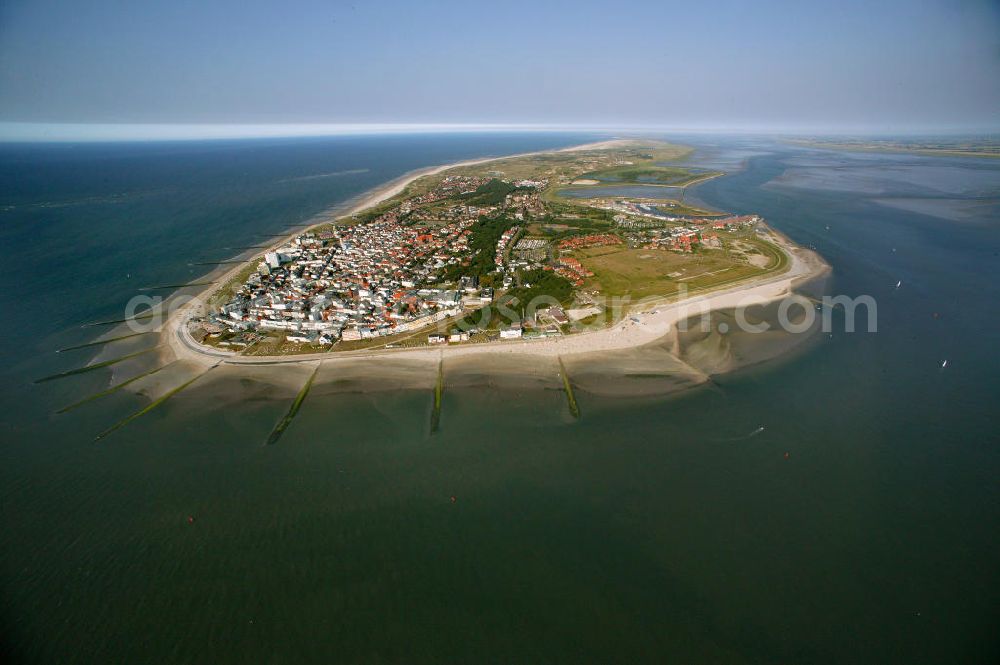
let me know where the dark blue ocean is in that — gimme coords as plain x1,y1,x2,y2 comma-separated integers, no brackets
1,133,998,664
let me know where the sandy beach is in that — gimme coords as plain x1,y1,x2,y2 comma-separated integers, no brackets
155,139,830,375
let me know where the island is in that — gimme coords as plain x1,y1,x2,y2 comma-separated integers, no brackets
164,140,828,366
787,136,1000,159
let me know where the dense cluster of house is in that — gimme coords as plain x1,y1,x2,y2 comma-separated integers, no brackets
551,257,594,286
610,207,761,253
503,191,545,219
708,215,759,230
558,234,623,251
510,236,549,270
198,174,555,347
495,226,521,272
208,215,481,345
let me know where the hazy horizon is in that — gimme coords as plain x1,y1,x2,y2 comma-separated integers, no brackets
1,0,999,141
2,121,1000,143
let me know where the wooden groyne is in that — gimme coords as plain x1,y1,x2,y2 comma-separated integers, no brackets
57,331,153,353
35,347,160,383
430,357,444,433
57,360,178,414
95,362,220,441
137,281,215,292
188,260,245,267
558,356,580,419
81,312,155,328
265,362,321,445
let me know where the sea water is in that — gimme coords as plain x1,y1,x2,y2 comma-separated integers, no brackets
2,134,998,663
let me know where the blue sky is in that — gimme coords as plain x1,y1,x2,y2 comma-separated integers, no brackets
0,0,998,139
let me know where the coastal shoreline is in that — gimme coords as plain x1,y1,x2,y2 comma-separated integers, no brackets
154,139,830,371
336,138,630,219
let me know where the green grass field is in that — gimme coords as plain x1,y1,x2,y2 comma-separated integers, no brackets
578,164,719,186
576,239,783,306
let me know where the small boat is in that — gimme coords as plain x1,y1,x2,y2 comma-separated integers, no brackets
941,360,948,369
895,280,902,289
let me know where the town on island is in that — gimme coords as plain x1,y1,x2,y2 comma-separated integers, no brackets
181,140,804,357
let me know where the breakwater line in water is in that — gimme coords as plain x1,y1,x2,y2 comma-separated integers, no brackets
94,362,220,441
35,347,160,383
56,360,179,414
81,312,155,328
558,356,580,419
57,332,154,353
265,362,321,445
430,357,444,433
137,281,216,292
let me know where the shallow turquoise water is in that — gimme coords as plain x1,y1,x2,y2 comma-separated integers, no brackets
2,135,998,663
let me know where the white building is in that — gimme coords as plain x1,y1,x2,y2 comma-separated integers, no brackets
500,325,522,339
